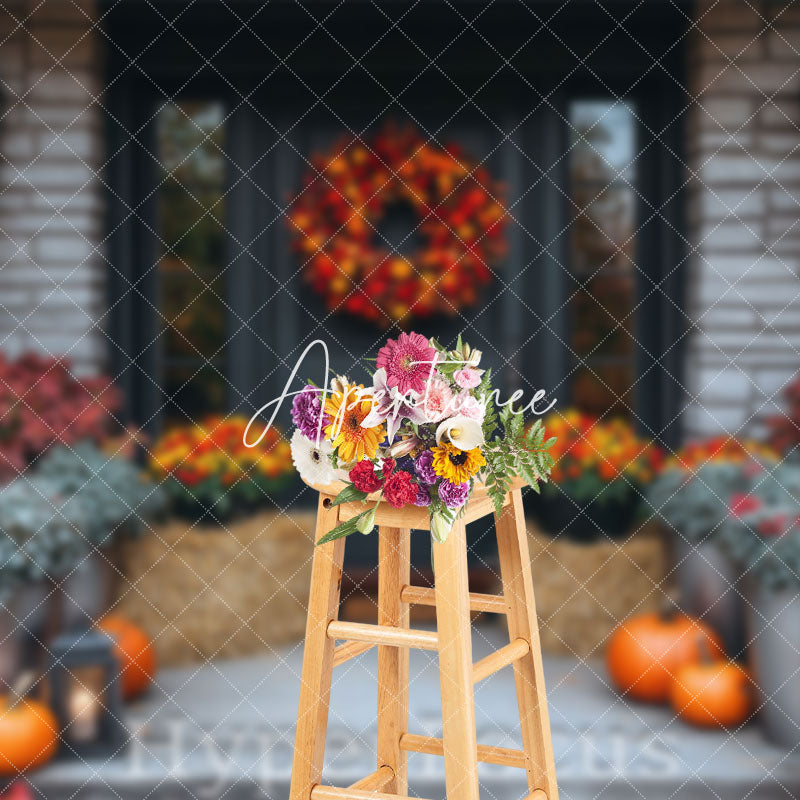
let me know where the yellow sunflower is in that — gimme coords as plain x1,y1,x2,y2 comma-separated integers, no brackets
431,443,486,484
324,384,384,463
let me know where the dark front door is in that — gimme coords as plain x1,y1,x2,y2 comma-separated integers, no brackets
105,0,689,568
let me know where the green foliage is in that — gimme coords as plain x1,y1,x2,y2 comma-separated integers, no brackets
716,463,800,590
316,508,374,545
330,484,369,507
0,443,165,598
647,462,751,544
483,408,555,516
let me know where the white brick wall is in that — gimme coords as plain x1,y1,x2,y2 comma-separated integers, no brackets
684,0,800,438
0,0,105,375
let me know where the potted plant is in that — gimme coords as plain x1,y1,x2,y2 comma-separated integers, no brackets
527,409,662,542
35,442,165,627
0,476,88,685
0,443,164,683
717,470,800,747
0,352,119,483
647,436,777,656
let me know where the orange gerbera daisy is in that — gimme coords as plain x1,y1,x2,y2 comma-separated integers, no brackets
324,384,385,463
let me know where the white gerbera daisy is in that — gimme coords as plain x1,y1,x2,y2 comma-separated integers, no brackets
291,429,336,485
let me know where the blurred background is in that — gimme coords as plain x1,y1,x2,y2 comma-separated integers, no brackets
0,0,799,798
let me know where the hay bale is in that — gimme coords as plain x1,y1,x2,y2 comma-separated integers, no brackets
114,511,316,666
528,521,669,659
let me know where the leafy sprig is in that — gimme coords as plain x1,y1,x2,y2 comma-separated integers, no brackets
482,408,556,515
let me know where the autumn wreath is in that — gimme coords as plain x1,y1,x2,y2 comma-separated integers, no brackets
288,124,507,325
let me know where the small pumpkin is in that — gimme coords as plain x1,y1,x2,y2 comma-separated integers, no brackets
0,697,58,775
670,641,752,727
98,616,156,700
606,607,724,703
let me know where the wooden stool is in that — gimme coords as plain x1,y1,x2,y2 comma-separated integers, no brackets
290,478,558,800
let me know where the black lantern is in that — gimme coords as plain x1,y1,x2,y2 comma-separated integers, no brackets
50,629,127,758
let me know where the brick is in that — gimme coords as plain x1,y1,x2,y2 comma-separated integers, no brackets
754,367,799,395
27,69,99,104
693,366,753,399
692,130,756,155
696,1,764,34
683,401,749,435
31,233,96,264
16,162,96,190
697,306,757,329
27,1,97,26
1,130,36,160
766,213,800,241
28,187,102,213
757,96,800,125
696,220,764,251
697,254,790,282
692,97,754,130
688,185,767,220
697,60,800,96
37,129,101,161
29,27,98,68
691,30,765,62
696,275,798,307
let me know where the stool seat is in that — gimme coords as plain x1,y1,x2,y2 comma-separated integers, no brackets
289,481,559,800
302,476,527,529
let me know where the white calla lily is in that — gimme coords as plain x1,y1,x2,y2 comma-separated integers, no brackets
435,415,484,450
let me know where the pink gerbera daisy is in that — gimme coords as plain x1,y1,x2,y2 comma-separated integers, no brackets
376,332,436,395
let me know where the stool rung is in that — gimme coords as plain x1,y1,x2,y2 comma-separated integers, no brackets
327,620,438,651
312,787,430,800
332,640,375,667
399,733,528,769
526,792,548,800
400,585,507,614
348,766,394,791
472,637,530,683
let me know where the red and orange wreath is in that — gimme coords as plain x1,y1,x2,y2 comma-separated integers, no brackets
288,124,507,325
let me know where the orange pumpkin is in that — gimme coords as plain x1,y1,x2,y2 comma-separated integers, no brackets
606,609,724,703
98,617,156,700
670,653,752,727
0,697,58,775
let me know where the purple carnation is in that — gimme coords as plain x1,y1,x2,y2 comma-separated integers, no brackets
414,450,437,485
438,479,470,509
413,484,432,507
291,385,329,440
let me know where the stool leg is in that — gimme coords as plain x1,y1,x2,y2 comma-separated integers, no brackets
290,496,346,800
433,518,480,800
495,488,559,800
377,525,411,793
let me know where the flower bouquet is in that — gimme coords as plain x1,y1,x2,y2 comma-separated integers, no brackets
288,333,556,544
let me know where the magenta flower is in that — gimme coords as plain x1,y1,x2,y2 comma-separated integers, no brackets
413,484,432,507
291,385,330,442
376,332,436,395
414,450,437,485
438,479,470,509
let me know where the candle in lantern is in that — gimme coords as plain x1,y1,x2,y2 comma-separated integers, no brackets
68,685,99,742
